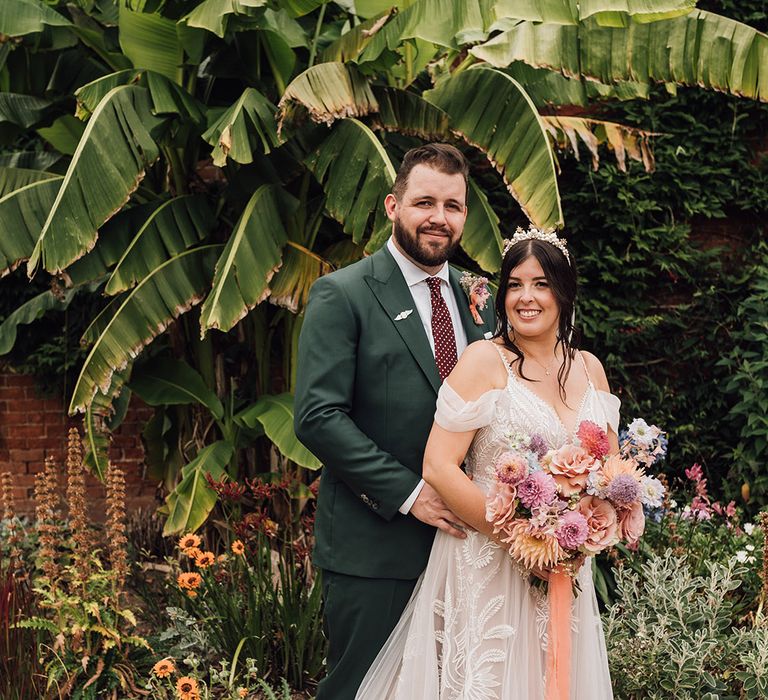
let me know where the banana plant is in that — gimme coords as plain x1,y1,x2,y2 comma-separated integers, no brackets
0,0,765,532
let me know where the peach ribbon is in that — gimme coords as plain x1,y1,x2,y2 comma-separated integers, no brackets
545,569,573,700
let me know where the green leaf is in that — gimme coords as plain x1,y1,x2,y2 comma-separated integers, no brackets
237,393,321,469
0,93,52,128
200,185,290,334
371,86,450,140
36,114,86,155
163,440,234,535
0,177,62,277
75,70,142,119
425,66,563,229
305,118,394,244
28,85,162,276
0,288,76,355
578,0,695,24
119,5,183,83
0,0,71,37
472,10,768,102
83,370,131,480
202,88,278,167
105,195,214,295
278,62,379,131
179,0,268,39
462,178,503,274
268,243,331,313
69,245,220,414
130,357,224,420
0,167,59,199
320,10,395,63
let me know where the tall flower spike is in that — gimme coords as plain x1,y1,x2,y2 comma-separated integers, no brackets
66,427,91,588
1,471,14,521
759,511,768,610
105,463,128,593
34,457,61,582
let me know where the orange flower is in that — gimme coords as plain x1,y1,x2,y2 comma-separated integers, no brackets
152,658,175,678
194,550,216,568
231,539,245,556
176,676,199,700
177,572,202,590
263,519,278,539
184,546,203,560
186,589,198,599
178,534,201,552
237,689,248,698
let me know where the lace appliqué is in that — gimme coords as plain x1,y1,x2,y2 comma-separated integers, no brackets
432,532,516,700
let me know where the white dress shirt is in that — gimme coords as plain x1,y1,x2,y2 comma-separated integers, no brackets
386,237,468,514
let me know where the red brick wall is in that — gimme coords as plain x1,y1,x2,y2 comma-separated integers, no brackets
0,372,158,518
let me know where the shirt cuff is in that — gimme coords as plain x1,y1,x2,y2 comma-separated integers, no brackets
399,479,425,515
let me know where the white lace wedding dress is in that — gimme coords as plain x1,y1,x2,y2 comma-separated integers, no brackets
356,349,619,699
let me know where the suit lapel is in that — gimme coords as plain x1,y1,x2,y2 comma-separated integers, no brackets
365,248,442,395
449,266,488,344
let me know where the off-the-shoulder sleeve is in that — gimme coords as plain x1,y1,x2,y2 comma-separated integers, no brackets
596,390,621,434
434,381,503,432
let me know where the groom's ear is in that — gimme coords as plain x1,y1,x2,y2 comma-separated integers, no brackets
384,193,398,222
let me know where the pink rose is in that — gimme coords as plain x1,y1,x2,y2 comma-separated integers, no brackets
486,482,517,533
548,444,600,497
618,501,645,545
578,496,619,553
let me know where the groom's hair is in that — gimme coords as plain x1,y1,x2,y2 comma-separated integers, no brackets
391,143,469,200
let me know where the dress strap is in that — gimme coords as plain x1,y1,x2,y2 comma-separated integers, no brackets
489,341,514,376
577,351,594,388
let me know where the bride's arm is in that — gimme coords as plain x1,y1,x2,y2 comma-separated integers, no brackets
422,341,507,539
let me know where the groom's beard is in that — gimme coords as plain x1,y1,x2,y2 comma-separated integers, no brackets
393,217,461,268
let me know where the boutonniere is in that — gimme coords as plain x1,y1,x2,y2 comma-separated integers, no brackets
459,272,491,325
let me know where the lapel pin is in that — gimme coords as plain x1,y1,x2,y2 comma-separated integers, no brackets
394,309,414,321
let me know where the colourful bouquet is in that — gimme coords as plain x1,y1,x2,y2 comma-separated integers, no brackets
485,419,666,577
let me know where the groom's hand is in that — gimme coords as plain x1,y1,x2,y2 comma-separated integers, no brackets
410,483,468,539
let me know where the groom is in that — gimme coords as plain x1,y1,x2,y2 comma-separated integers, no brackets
294,143,496,699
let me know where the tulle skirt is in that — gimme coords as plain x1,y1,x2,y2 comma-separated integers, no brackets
356,530,613,699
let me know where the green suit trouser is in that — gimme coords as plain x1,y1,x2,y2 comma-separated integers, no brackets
315,569,418,700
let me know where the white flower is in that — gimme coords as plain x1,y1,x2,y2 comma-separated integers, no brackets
626,418,660,449
639,476,665,508
746,544,755,552
744,523,755,535
748,556,757,563
735,550,749,563
669,499,677,510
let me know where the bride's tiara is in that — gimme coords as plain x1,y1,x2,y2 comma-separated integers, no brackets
502,225,570,263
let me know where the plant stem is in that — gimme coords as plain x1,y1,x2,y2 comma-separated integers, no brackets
308,2,328,68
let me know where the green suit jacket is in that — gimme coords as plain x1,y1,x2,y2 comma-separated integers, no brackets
294,245,496,580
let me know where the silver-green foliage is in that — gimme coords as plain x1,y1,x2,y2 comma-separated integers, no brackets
604,550,768,699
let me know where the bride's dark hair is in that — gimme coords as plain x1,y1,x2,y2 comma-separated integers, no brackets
492,238,580,403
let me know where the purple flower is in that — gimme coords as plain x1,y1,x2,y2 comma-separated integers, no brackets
529,434,548,459
605,474,640,507
518,471,557,509
555,510,589,549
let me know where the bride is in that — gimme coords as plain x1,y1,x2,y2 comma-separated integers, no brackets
356,229,618,699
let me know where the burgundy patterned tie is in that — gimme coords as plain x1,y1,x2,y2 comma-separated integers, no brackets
426,276,458,381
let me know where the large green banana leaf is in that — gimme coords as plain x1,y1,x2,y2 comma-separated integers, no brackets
163,440,234,535
70,245,221,414
0,177,62,277
84,369,131,481
0,0,71,37
64,200,163,287
130,357,224,421
371,87,450,140
0,167,59,199
491,0,695,26
36,114,86,155
105,195,214,295
425,66,563,229
0,151,60,170
305,118,394,245
472,11,768,102
0,288,77,355
118,5,183,84
179,0,267,38
320,10,395,63
28,85,163,276
202,88,279,166
268,243,332,313
463,179,504,274
237,393,321,469
0,93,53,128
199,185,290,334
278,62,379,131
